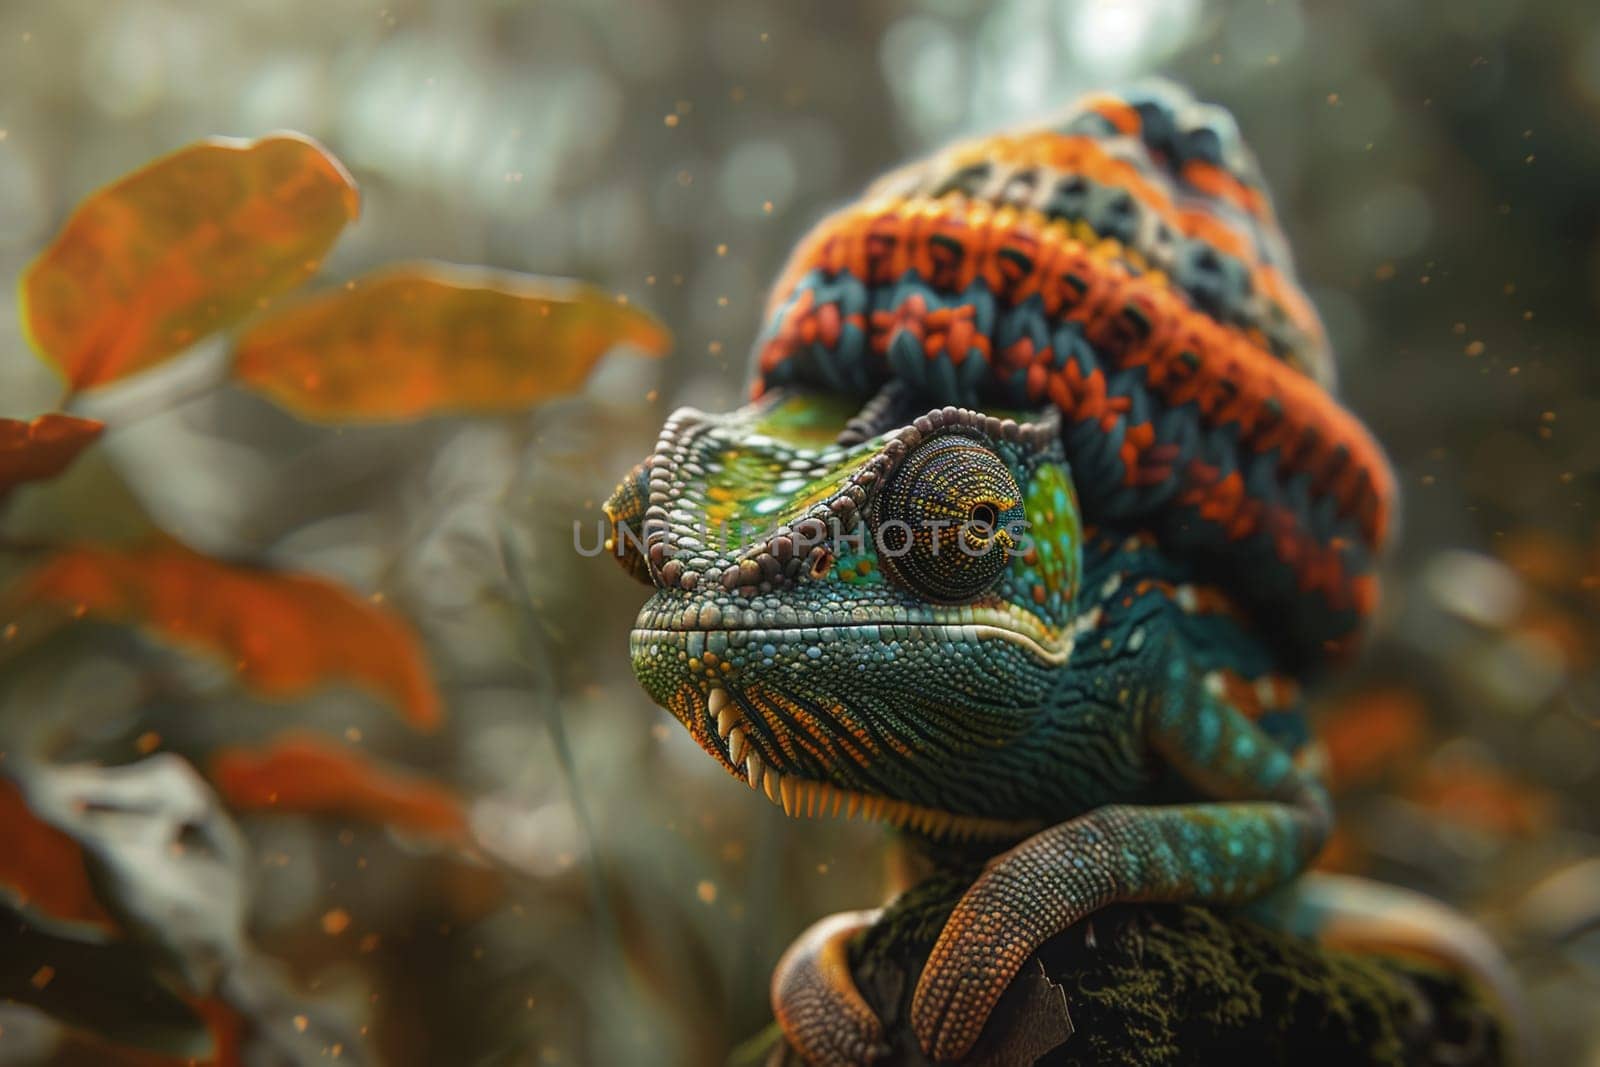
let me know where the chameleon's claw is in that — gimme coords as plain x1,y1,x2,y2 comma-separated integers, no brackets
772,908,889,1066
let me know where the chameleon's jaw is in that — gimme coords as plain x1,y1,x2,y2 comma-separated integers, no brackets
692,681,1041,842
631,613,1046,841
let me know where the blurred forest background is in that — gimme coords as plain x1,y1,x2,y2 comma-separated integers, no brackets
0,0,1597,1064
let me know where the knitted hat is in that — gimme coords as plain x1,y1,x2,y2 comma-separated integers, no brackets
752,82,1395,667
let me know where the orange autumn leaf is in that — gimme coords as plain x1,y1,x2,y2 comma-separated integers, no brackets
1404,761,1554,838
0,776,115,930
1317,687,1430,792
232,261,671,422
21,134,359,391
0,413,104,493
211,733,467,841
6,542,439,729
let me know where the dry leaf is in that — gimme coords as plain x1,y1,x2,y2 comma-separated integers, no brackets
0,777,114,930
233,261,670,422
0,414,104,493
21,134,358,390
211,732,467,840
5,541,439,728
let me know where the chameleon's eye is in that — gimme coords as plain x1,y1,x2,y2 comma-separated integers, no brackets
602,461,655,586
874,434,1025,603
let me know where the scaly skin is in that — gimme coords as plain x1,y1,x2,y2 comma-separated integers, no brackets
605,84,1507,1063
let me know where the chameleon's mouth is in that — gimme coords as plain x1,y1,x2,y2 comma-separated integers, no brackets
630,612,1074,668
630,621,1043,841
691,680,1040,842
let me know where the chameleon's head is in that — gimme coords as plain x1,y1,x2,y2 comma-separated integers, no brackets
605,390,1084,840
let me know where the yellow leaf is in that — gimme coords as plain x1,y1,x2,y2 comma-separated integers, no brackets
21,134,359,391
232,261,671,422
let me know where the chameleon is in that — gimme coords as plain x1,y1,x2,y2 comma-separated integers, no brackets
603,83,1512,1063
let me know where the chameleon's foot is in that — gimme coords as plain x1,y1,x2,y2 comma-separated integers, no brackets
772,908,889,1066
910,825,1117,1061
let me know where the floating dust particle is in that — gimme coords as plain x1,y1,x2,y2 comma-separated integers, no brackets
1465,341,1485,357
321,908,351,935
615,293,629,305
344,727,362,743
646,389,659,403
816,862,829,874
1374,263,1396,281
2,622,15,640
650,722,671,741
136,731,160,753
716,243,728,256
645,274,656,285
708,341,724,356
360,933,381,953
1326,92,1340,105
696,880,717,903
30,966,53,990
1421,474,1436,486
717,295,729,307
676,170,692,186
1452,322,1466,335
663,114,678,127
294,1015,308,1033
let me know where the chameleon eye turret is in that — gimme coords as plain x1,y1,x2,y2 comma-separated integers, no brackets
873,433,1024,603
